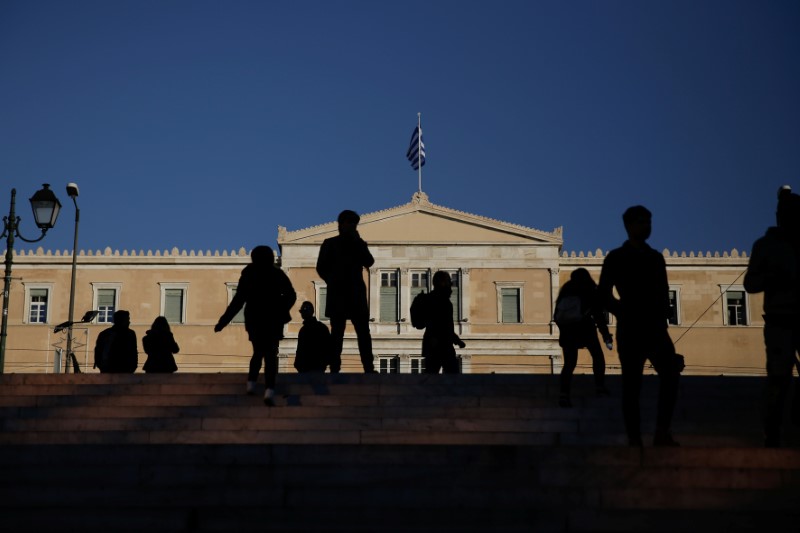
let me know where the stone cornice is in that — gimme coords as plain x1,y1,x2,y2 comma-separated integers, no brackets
278,192,563,244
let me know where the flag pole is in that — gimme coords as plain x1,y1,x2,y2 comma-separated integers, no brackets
417,112,422,193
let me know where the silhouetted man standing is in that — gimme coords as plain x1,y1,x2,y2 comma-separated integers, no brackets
316,210,376,373
744,188,800,447
94,310,138,373
215,245,296,406
598,206,681,447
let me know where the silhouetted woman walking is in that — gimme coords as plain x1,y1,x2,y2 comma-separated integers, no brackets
555,268,613,407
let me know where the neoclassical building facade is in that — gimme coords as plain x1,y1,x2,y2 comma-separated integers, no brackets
1,192,761,376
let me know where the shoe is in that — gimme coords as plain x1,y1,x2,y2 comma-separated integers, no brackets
364,369,378,374
246,381,257,396
653,431,680,447
263,388,275,407
596,386,611,396
558,395,572,408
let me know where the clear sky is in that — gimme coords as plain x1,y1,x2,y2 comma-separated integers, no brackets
1,0,798,256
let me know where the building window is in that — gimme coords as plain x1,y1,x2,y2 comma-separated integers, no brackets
410,271,429,299
380,270,399,323
725,290,748,326
495,282,524,324
28,288,49,323
22,283,53,324
159,283,188,324
91,283,121,324
225,283,245,324
410,356,425,374
379,356,399,374
668,288,680,326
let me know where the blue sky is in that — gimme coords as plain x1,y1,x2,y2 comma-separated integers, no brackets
1,0,798,256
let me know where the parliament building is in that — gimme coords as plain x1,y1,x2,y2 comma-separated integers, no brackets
2,192,761,376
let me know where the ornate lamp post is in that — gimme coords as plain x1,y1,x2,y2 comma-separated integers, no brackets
0,184,61,373
64,183,80,373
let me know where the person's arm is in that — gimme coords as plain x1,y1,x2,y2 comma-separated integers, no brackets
743,239,767,294
170,333,180,354
354,233,375,269
658,255,672,321
598,254,621,317
589,290,612,342
316,240,332,283
215,274,247,331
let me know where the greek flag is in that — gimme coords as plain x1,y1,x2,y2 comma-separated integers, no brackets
405,126,426,170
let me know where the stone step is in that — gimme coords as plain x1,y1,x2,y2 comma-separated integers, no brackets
2,445,799,532
1,374,798,532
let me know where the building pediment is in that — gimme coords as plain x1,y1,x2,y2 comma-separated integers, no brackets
278,192,563,247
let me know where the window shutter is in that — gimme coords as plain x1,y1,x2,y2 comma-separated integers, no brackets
380,286,398,322
164,289,183,323
501,288,520,323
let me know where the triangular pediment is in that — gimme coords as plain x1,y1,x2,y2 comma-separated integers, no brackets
278,192,562,246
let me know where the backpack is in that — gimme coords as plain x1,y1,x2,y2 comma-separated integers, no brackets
554,295,584,327
410,291,430,330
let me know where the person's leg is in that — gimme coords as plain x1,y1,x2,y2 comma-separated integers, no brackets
585,336,608,393
247,342,263,383
559,346,578,406
618,334,646,446
649,331,680,446
763,323,795,446
252,336,279,406
328,317,345,373
352,317,375,373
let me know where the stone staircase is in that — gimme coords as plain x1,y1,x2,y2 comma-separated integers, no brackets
1,372,799,532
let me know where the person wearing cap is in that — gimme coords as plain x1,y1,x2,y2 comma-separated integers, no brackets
745,187,800,447
316,209,377,373
215,245,297,406
93,310,138,373
294,301,331,373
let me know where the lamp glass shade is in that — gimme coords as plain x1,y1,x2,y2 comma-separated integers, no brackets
29,184,62,229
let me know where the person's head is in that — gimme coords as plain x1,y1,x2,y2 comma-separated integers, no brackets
433,270,452,295
299,301,315,320
622,205,652,243
150,316,170,332
337,209,360,236
112,310,131,328
250,245,275,265
570,267,597,289
777,191,800,239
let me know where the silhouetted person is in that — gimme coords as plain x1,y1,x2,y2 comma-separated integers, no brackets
93,310,138,373
316,209,376,373
215,245,296,406
598,206,681,447
744,187,800,447
555,268,613,407
142,316,180,373
294,301,331,373
422,271,466,374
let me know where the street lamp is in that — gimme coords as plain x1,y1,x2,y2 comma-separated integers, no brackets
0,184,62,373
64,183,80,373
